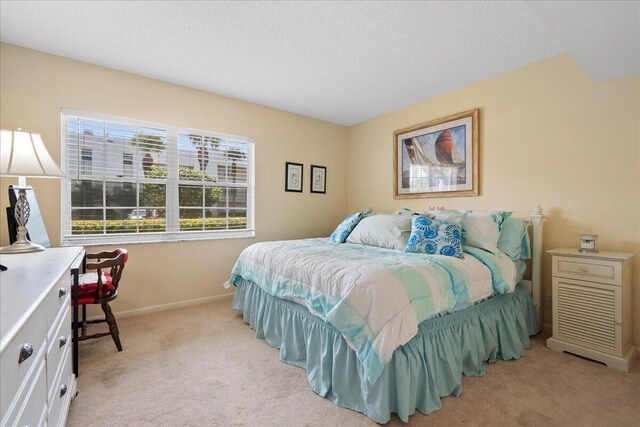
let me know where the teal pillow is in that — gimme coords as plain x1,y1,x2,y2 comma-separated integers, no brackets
405,216,464,258
498,217,531,261
330,210,370,243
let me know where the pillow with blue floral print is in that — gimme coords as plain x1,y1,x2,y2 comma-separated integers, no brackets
405,216,464,258
329,210,371,243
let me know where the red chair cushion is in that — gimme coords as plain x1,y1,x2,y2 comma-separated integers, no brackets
74,271,116,304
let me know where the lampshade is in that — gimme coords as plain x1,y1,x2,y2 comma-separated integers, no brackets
0,129,65,178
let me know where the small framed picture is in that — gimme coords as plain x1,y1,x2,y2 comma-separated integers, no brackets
285,162,303,192
579,234,599,253
310,165,326,194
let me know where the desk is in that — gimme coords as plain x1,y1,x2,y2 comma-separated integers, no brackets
70,251,84,376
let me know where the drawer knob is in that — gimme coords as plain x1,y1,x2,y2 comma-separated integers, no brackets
59,287,67,298
60,384,68,398
579,267,589,273
18,343,33,364
615,320,623,325
59,336,68,347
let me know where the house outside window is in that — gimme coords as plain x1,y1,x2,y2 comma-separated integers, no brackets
80,148,92,176
122,153,133,177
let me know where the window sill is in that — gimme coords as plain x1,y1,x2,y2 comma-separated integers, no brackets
61,229,255,247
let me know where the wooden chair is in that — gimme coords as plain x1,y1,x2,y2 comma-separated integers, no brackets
74,248,128,351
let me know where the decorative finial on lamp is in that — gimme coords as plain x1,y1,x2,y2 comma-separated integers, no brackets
0,129,65,254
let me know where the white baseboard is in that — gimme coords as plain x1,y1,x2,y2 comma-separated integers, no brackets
86,293,235,321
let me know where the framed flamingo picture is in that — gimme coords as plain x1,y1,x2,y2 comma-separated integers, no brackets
393,109,479,198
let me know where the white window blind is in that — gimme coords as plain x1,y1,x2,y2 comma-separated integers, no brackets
61,110,255,245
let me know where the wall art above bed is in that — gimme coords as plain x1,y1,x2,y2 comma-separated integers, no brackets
393,108,479,198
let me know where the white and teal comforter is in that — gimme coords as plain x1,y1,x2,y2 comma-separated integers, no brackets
228,238,518,383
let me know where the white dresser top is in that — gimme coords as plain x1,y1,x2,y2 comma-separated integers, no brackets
0,247,83,353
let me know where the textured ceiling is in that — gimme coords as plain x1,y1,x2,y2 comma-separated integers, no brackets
0,1,565,125
529,1,640,82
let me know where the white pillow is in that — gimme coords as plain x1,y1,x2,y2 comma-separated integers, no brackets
346,213,412,250
462,210,512,253
418,210,463,223
392,208,414,216
419,209,512,253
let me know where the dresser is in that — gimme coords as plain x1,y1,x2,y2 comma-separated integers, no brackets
1,247,84,427
547,248,636,371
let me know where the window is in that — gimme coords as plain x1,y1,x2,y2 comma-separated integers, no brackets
61,110,255,245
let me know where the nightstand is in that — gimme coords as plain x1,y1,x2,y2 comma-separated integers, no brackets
547,248,636,371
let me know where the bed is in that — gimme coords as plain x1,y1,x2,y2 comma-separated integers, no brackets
227,206,544,423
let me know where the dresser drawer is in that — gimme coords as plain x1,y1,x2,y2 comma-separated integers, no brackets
0,307,47,420
3,359,47,427
552,256,622,286
43,272,72,330
48,346,73,427
46,305,71,401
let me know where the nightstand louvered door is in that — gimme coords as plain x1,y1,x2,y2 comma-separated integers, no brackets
553,277,621,356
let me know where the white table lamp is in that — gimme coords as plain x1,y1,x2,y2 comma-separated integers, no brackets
0,129,65,253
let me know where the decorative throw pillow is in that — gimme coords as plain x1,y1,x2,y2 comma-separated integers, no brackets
462,210,512,254
347,213,413,250
329,210,371,243
498,217,531,261
405,216,464,258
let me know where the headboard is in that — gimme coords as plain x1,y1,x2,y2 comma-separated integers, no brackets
521,205,543,332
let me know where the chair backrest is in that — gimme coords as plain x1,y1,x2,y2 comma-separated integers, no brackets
85,248,128,298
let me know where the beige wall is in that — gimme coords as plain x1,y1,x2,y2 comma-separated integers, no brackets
347,54,640,345
0,43,348,315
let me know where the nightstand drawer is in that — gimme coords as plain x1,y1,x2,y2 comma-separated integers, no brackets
552,256,622,286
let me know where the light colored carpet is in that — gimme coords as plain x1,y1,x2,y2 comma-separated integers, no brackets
67,298,640,426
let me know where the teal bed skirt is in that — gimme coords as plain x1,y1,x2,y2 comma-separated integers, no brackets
231,278,539,424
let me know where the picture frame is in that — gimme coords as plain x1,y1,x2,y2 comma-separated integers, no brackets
579,234,599,253
310,165,326,194
285,162,303,192
393,108,479,198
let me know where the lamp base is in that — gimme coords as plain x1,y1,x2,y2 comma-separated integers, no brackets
2,187,45,254
0,240,45,254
